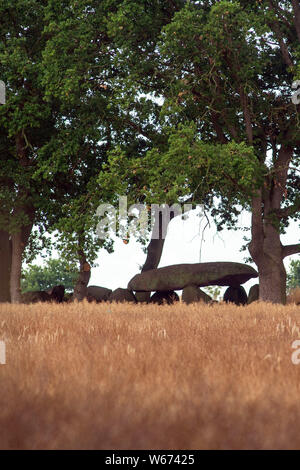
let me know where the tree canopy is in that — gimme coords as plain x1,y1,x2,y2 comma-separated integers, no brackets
287,258,300,291
0,0,299,304
99,0,300,303
21,258,78,292
0,0,182,301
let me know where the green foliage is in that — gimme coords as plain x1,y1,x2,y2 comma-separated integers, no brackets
39,0,183,258
99,122,263,234
287,259,300,291
99,0,300,244
1,0,179,267
21,258,79,293
1,0,299,287
203,285,222,301
0,0,58,237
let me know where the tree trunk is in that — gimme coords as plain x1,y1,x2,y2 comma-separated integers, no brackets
10,231,24,303
73,251,91,301
249,193,287,304
256,255,286,304
136,208,175,302
250,226,287,304
141,237,166,273
0,230,12,302
10,207,35,304
248,143,295,304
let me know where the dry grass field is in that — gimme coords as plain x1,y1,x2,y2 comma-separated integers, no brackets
1,295,300,450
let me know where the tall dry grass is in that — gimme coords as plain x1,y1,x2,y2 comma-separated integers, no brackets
287,287,300,305
0,300,300,450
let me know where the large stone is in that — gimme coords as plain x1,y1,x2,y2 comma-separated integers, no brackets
86,285,112,303
182,285,212,304
135,292,151,303
108,288,137,303
21,291,52,304
150,290,179,305
47,285,65,303
22,285,65,304
223,285,248,305
248,284,259,304
128,262,258,292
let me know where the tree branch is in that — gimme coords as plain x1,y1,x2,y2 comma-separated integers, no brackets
249,190,264,259
267,3,294,68
211,110,228,144
239,86,253,144
271,144,293,209
268,0,296,40
292,0,300,42
273,199,300,220
283,243,300,258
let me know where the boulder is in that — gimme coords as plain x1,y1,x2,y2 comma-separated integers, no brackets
248,284,259,304
128,262,258,292
21,290,52,304
223,285,248,305
22,285,65,304
47,285,65,303
150,290,179,305
134,292,151,303
182,285,212,304
108,288,137,303
86,285,112,303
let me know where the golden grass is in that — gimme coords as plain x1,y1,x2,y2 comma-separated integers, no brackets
0,300,300,450
287,287,300,305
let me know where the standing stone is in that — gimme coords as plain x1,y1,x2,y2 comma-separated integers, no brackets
108,288,137,303
47,285,65,303
134,292,151,303
86,286,112,302
223,286,248,305
248,284,259,304
21,291,52,303
182,285,212,304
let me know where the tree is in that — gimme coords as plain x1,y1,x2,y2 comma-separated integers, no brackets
0,0,64,303
0,230,11,302
101,0,300,304
1,0,177,302
21,258,78,292
43,0,186,299
94,0,187,283
39,0,182,299
287,259,300,291
161,1,300,304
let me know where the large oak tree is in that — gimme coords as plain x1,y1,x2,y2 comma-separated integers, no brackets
0,0,183,302
101,0,300,304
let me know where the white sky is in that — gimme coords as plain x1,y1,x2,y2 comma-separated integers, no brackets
89,208,300,298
